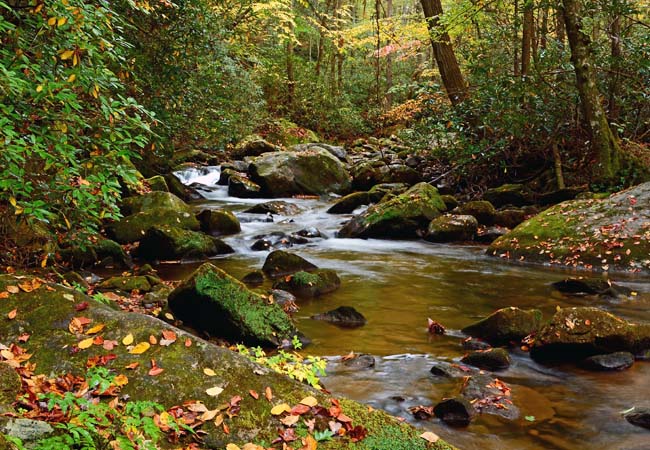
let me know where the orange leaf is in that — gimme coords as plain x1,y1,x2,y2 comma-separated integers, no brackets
265,386,273,401
185,338,192,347
7,309,17,320
149,335,157,345
125,362,140,370
86,323,105,335
149,367,164,376
114,374,129,386
6,286,19,294
78,337,94,349
249,390,259,400
162,330,177,341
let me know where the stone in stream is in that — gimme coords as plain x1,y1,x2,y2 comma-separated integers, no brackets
168,263,299,347
462,307,543,346
530,307,650,362
251,238,273,251
273,270,341,298
433,397,476,427
350,160,421,191
425,214,478,242
460,348,511,371
164,172,195,202
367,183,409,202
452,200,497,226
624,407,650,430
494,208,527,229
231,136,279,159
580,352,635,371
241,270,265,286
120,191,191,216
58,238,132,269
462,337,492,351
551,277,632,298
137,226,234,261
474,225,508,244
107,208,201,244
228,174,262,198
311,306,366,327
341,354,376,370
327,191,372,214
440,194,459,211
261,250,318,279
295,227,323,238
146,175,168,192
217,167,240,186
244,201,303,216
196,209,241,236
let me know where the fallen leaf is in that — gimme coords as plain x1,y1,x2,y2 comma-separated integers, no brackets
125,362,140,370
265,386,273,401
18,333,30,342
149,335,157,345
74,301,88,311
113,374,129,386
162,330,177,341
301,435,318,450
0,292,8,299
203,368,217,376
122,333,134,345
159,338,175,347
225,444,239,450
270,403,291,415
206,386,224,397
78,337,94,349
280,415,300,426
6,286,19,294
149,366,164,376
214,414,224,426
299,396,318,407
7,309,17,320
129,342,150,354
185,338,192,347
420,431,439,443
103,340,118,350
290,404,310,415
187,402,208,413
86,323,105,335
164,313,174,320
200,409,219,421
249,390,259,400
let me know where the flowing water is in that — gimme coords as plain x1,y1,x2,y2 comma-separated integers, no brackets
168,166,650,450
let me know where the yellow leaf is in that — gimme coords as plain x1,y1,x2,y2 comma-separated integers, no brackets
205,386,224,397
34,4,44,13
36,85,43,92
122,333,134,345
200,409,219,421
60,50,74,60
159,411,172,426
78,337,94,349
8,197,16,207
67,74,76,83
129,342,150,354
203,368,216,376
92,84,99,98
420,431,439,443
270,403,291,415
86,323,105,335
47,17,56,26
113,374,129,386
299,396,318,407
72,53,78,66
57,17,67,27
226,444,240,450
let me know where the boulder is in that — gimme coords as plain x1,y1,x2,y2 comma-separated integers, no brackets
164,173,192,202
171,149,221,166
462,337,492,351
624,407,650,430
168,263,298,346
121,191,191,216
58,238,131,269
261,250,317,279
460,348,511,371
367,183,409,202
217,167,240,186
98,276,154,293
341,354,375,370
425,215,478,242
196,209,241,236
273,270,341,298
488,182,650,272
311,306,366,327
433,397,475,427
351,161,421,191
241,270,265,286
249,148,351,197
462,307,543,346
530,307,650,362
483,184,531,207
475,226,508,244
453,200,497,225
551,277,632,298
494,208,527,229
231,137,279,159
291,143,347,161
581,352,634,371
228,174,262,198
440,195,459,211
137,226,234,261
146,175,168,192
107,209,200,244
327,192,371,214
244,201,302,216
338,182,446,239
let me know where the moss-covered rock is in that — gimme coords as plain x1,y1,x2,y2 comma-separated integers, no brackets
425,214,478,242
327,192,372,214
107,209,200,244
453,200,497,225
291,143,347,161
98,276,153,293
241,270,265,286
164,173,192,201
367,183,409,202
231,136,280,159
196,209,241,236
262,250,318,279
243,201,302,216
494,208,527,229
172,149,221,166
249,148,351,197
440,194,459,211
168,263,298,346
351,161,421,191
146,175,169,192
137,226,233,261
462,307,543,346
121,191,191,216
58,238,131,269
530,307,650,362
460,348,511,371
228,174,262,198
273,269,341,298
488,182,650,273
483,184,532,207
261,119,320,147
338,182,446,239
0,364,20,415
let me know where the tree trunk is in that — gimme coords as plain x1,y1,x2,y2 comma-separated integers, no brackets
521,0,534,77
286,40,295,107
419,0,469,106
607,15,622,123
386,0,393,107
514,0,520,76
561,0,621,182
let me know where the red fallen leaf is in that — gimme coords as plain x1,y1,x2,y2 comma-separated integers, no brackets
185,338,192,347
349,425,368,442
149,366,164,376
230,395,242,407
93,336,104,345
336,413,353,423
125,362,140,370
74,302,89,311
290,404,311,415
18,333,30,342
222,423,229,434
7,309,17,320
249,390,259,400
162,330,177,341
329,404,341,418
103,340,118,350
273,427,299,443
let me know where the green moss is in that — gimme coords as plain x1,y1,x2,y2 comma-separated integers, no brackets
108,208,200,244
291,271,321,286
98,276,152,292
273,269,341,298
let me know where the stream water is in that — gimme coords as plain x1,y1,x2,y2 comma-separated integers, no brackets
169,166,650,450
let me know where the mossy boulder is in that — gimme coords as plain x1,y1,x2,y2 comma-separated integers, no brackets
530,307,650,362
262,250,318,279
146,175,169,192
425,214,478,242
168,263,298,346
488,182,650,272
291,143,347,161
58,238,131,269
351,161,421,191
367,183,409,202
137,226,234,261
243,201,302,216
0,364,20,415
273,270,341,298
453,200,497,225
0,275,454,449
172,149,221,166
196,209,241,236
228,174,262,198
327,192,372,214
164,173,192,202
262,119,320,147
231,136,280,159
98,276,153,293
107,209,200,244
462,307,543,346
494,208,527,229
249,148,351,197
121,191,191,216
440,195,459,211
483,184,531,207
338,182,446,239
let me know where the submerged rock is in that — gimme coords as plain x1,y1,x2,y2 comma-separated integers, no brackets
462,307,543,346
425,214,478,242
273,269,341,298
461,348,511,371
341,354,375,370
168,263,298,346
581,352,634,371
137,226,234,260
311,306,366,327
624,407,650,430
261,250,318,279
196,209,241,236
551,277,632,298
338,182,446,239
241,270,265,286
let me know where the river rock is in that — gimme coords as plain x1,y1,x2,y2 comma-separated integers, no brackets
338,182,446,239
168,263,298,346
58,238,131,269
462,307,542,346
291,143,347,161
146,175,168,192
311,306,366,327
244,201,302,216
228,174,262,198
217,167,240,186
475,226,509,244
172,149,221,166
624,407,650,430
462,337,492,351
98,275,154,293
262,250,318,279
440,194,459,210
231,136,279,159
341,354,375,370
581,352,634,371
367,183,409,202
137,226,234,260
351,160,421,191
453,200,497,225
433,397,475,427
295,227,323,238
251,238,273,251
488,182,650,272
121,191,191,216
425,214,478,242
196,209,241,236
494,208,527,229
107,208,200,244
483,184,532,208
461,348,511,371
327,192,372,214
273,270,341,298
531,307,650,362
241,270,265,285
249,148,351,197
551,277,632,298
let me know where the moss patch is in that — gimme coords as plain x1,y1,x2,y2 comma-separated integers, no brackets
107,208,200,244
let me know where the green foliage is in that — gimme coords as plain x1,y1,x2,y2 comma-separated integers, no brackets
236,340,327,388
0,0,153,250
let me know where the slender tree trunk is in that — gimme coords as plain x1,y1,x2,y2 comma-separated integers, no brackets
286,40,295,107
521,0,533,77
514,0,520,76
419,0,469,106
385,0,393,107
607,15,622,123
561,0,621,181
555,6,565,44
